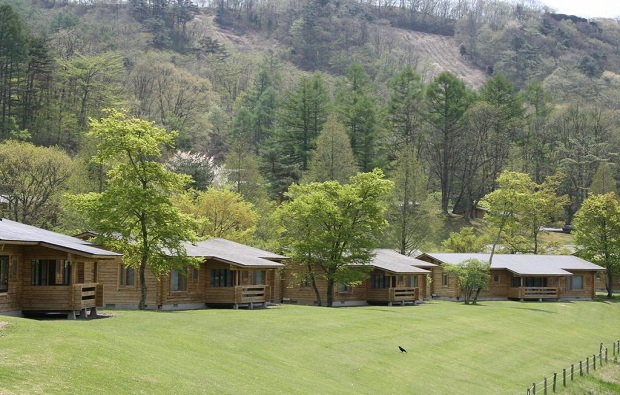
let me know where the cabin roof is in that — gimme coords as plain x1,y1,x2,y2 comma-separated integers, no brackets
419,253,604,276
371,249,432,274
0,218,121,258
183,238,286,268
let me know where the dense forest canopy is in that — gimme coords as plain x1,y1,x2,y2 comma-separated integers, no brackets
1,0,620,251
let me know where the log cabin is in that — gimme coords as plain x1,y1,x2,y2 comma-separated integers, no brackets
281,249,434,306
0,218,121,318
417,253,604,301
101,238,286,310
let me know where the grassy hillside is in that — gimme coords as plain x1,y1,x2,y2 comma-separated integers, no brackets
1,300,619,394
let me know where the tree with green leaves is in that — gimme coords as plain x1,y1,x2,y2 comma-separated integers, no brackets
424,71,473,212
276,71,330,173
175,188,257,243
304,114,358,184
67,109,199,310
385,144,434,256
481,171,568,256
444,258,490,304
386,66,425,155
277,169,393,307
336,63,382,172
442,227,487,253
0,140,73,228
0,5,28,138
573,193,620,299
589,162,617,196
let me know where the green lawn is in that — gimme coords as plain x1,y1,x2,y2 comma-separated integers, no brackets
1,300,619,394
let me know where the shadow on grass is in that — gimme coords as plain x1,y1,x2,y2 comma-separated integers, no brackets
594,293,620,304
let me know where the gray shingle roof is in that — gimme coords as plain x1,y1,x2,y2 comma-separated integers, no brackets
370,249,431,274
420,253,604,276
0,218,121,258
183,238,286,268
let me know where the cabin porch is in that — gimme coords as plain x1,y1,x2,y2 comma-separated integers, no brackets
205,285,271,309
21,283,103,318
509,276,560,301
367,287,420,305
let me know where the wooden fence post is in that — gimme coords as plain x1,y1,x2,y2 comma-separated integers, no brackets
579,360,583,376
605,347,608,363
544,376,547,395
571,364,574,381
593,354,596,370
586,357,589,374
553,372,557,392
533,382,536,395
562,368,566,387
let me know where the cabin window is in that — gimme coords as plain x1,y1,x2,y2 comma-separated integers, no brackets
523,277,547,287
407,275,416,288
512,277,522,287
442,273,449,287
119,264,135,287
211,269,233,287
170,268,187,292
568,275,583,290
31,260,71,286
371,273,389,289
493,275,501,283
337,283,352,293
253,270,266,285
0,256,8,292
192,268,199,282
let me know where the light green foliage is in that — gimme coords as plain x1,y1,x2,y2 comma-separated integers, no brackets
174,188,257,243
304,114,359,184
386,144,435,255
67,109,198,309
589,162,617,196
277,169,393,306
0,140,73,228
573,193,620,298
442,227,487,253
481,171,568,255
444,258,490,304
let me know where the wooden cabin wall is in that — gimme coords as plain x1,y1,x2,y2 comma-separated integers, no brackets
480,269,512,299
561,272,596,299
159,264,205,307
431,266,460,299
99,258,158,309
0,245,24,313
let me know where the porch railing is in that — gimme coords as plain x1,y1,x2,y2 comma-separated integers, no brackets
509,287,559,300
21,282,103,311
234,285,269,304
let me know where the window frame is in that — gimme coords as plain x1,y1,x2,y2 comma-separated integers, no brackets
170,268,188,292
0,256,8,293
442,273,449,287
119,264,136,288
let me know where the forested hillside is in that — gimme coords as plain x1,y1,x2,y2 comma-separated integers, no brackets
1,0,620,252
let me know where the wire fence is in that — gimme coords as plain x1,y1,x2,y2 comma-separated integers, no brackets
525,340,620,394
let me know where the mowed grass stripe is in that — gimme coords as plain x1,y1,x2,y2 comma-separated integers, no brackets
1,300,619,394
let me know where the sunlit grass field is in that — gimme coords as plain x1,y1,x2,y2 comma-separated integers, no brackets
1,299,619,394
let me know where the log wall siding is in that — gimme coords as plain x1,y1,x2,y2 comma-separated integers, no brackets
98,258,158,308
0,245,24,313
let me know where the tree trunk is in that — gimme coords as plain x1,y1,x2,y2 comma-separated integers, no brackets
606,272,614,299
139,261,147,309
308,263,322,306
473,287,482,304
326,279,334,307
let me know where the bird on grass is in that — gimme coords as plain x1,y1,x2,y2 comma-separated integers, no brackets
398,346,407,353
